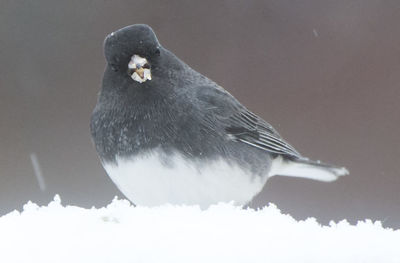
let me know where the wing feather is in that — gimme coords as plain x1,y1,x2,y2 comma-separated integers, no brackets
196,85,301,159
227,109,301,158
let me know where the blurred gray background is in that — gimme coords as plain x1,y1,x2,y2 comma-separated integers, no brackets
1,0,399,228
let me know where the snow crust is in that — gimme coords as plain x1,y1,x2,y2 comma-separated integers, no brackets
0,196,399,263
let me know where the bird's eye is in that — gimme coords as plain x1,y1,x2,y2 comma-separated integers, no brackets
155,48,161,56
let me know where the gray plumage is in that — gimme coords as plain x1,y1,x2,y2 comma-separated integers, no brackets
90,24,348,206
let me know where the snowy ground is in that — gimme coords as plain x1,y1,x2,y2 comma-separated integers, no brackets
0,196,399,263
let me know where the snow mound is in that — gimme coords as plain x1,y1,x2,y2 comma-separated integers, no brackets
0,195,399,263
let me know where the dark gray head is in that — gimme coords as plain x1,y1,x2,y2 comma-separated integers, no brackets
101,24,192,94
104,24,163,84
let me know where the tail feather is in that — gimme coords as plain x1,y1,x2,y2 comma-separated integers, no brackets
269,156,349,182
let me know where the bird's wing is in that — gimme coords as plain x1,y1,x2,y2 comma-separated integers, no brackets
195,85,301,159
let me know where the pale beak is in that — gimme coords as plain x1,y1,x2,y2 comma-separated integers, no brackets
128,55,152,83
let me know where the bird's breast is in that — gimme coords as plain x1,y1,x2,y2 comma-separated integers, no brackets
103,150,267,208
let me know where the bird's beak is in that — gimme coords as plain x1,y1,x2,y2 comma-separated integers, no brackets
128,55,152,83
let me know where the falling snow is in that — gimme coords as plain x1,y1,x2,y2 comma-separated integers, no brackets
313,28,319,37
29,153,46,191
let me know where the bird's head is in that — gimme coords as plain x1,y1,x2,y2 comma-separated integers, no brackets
104,24,161,84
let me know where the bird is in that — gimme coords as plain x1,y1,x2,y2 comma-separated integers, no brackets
90,24,348,208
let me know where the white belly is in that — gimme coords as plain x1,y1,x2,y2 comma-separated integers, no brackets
103,151,267,208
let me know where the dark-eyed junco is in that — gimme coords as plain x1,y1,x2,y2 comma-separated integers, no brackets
90,24,348,208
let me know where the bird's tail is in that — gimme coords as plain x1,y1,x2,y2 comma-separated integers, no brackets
269,156,348,182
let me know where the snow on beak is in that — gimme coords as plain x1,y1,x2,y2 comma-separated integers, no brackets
128,55,152,83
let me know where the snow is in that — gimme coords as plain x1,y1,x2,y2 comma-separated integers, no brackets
0,196,399,263
29,153,46,191
128,54,151,83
